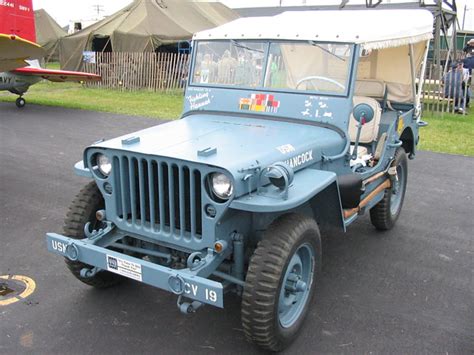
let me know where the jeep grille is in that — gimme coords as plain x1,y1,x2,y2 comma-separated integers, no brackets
112,155,202,239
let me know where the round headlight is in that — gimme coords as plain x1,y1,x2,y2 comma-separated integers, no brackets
96,154,112,176
211,173,233,200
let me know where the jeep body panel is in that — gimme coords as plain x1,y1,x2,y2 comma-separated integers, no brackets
85,114,347,198
230,169,337,213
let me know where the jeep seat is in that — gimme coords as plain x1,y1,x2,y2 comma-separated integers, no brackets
348,96,382,147
350,79,385,154
354,79,386,99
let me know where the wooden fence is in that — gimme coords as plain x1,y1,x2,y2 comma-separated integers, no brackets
82,52,189,92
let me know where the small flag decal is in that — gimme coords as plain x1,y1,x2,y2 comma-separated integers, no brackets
239,93,280,113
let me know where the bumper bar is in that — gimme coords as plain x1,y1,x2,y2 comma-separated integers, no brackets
46,233,224,308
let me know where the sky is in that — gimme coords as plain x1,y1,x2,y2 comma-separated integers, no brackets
33,0,474,31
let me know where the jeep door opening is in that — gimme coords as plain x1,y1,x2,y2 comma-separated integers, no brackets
46,9,433,352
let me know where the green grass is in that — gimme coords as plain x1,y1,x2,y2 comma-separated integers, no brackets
418,111,474,156
0,81,184,119
0,80,473,156
45,61,61,70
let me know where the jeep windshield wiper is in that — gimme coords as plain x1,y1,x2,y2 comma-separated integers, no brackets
309,41,346,62
231,40,265,53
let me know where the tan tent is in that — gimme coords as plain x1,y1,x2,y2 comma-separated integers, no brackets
35,9,67,61
59,0,238,71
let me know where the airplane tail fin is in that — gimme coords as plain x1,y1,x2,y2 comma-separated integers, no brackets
0,0,36,43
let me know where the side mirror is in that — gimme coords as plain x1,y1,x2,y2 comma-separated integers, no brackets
352,103,374,125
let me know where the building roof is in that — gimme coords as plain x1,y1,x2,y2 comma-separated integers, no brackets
194,9,433,50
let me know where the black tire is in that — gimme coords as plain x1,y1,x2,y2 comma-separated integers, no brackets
63,181,123,288
370,147,408,230
15,97,26,108
241,213,321,352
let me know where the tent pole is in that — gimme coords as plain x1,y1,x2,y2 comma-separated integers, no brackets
102,37,111,52
408,44,417,110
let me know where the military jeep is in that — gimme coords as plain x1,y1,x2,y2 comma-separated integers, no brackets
46,10,433,351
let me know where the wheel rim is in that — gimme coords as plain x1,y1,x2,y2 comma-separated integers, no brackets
390,163,406,215
278,243,315,328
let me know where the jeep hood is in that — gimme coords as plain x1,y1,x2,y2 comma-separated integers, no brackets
91,114,346,175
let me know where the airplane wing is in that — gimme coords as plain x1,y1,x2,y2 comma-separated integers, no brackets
11,67,102,82
0,34,45,72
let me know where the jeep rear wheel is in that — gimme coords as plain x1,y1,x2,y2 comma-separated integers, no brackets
370,147,408,230
241,214,321,352
63,181,123,288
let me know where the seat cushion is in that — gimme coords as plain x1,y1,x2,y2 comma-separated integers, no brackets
348,96,382,144
354,79,386,98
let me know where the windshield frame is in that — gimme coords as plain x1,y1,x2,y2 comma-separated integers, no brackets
188,39,356,97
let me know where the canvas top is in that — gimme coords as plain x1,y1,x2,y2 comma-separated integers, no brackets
194,9,433,50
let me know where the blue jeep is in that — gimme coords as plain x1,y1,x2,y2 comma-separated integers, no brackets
46,10,433,351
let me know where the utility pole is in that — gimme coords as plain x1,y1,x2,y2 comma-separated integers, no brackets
462,4,467,30
92,4,104,19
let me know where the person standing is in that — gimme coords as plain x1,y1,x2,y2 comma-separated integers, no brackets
443,61,469,113
462,39,474,56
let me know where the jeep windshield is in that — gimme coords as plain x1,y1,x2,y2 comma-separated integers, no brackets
191,40,354,96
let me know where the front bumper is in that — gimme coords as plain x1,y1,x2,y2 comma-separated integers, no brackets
46,233,224,308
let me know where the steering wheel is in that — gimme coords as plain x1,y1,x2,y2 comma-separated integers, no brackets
295,76,345,91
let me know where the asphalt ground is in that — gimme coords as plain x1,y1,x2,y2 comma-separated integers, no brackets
0,102,473,354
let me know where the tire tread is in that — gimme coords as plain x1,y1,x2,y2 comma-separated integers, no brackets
370,147,408,230
63,181,122,288
241,213,321,352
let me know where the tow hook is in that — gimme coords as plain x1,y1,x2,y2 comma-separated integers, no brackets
80,267,100,278
177,295,203,314
84,220,115,240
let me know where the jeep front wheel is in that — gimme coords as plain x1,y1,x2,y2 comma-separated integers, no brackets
241,214,321,352
63,181,123,288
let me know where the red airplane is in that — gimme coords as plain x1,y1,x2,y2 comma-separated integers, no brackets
0,0,101,108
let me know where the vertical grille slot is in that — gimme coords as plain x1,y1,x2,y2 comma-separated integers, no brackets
112,154,202,239
171,164,180,234
194,170,202,237
138,159,149,225
148,161,158,231
158,162,167,232
183,167,191,236
115,156,131,221
128,158,138,224
113,157,122,218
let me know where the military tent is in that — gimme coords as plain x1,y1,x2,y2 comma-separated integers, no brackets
35,9,67,61
59,0,238,70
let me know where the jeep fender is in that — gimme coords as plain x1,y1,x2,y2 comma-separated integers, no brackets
400,126,416,157
74,160,93,178
230,169,345,231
